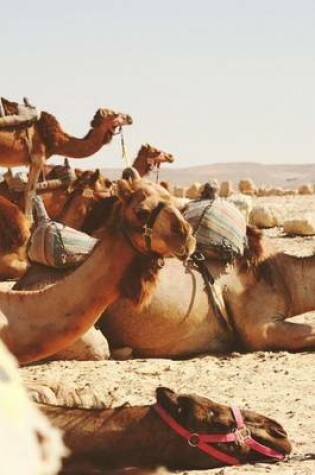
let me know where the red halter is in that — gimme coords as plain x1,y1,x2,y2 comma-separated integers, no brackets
154,403,285,466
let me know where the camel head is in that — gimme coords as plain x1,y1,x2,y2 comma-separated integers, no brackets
90,108,133,141
138,143,175,171
155,387,291,469
116,179,195,260
73,169,112,195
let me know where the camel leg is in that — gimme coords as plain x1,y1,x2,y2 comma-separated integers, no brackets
250,321,315,351
24,157,44,220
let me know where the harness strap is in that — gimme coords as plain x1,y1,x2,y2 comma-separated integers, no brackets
143,202,166,252
154,402,285,466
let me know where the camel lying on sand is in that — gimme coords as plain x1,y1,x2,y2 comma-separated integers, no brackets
0,341,66,475
0,196,30,279
103,227,315,356
27,382,291,472
0,178,195,363
0,97,132,217
17,194,315,359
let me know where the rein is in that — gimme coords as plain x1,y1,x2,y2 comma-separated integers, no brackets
154,403,285,466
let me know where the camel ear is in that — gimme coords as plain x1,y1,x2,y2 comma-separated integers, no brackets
92,169,101,183
156,387,179,408
116,179,133,201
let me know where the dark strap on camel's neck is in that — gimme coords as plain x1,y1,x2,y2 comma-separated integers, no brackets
189,252,234,334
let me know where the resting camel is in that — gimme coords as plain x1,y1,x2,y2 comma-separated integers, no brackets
1,178,195,363
0,195,30,279
102,227,315,357
0,341,66,475
0,97,132,217
28,383,291,471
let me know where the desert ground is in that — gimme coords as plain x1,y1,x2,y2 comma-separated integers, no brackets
21,193,315,475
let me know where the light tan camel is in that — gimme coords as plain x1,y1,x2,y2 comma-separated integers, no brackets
27,383,291,472
0,341,66,475
1,179,195,363
0,97,132,217
0,196,30,279
102,228,315,356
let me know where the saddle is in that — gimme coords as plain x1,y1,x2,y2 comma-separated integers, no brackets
0,97,39,128
28,196,98,268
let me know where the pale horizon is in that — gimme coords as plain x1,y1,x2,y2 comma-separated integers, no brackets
2,0,314,170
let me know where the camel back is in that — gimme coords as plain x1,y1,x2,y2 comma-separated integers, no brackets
184,198,247,260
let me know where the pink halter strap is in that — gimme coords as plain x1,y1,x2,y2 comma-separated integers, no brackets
154,402,285,466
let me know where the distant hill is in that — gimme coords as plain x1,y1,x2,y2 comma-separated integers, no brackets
104,162,315,189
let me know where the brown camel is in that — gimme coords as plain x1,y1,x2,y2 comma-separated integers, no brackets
122,143,174,180
0,178,195,363
102,228,315,357
0,97,132,217
28,383,291,471
0,195,30,279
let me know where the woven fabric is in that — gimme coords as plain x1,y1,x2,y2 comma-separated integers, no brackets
28,197,98,268
184,198,247,259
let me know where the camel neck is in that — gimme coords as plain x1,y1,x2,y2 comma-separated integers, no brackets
132,154,149,178
52,126,113,158
1,228,136,363
42,404,196,470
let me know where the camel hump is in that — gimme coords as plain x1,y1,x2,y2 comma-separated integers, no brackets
0,96,39,128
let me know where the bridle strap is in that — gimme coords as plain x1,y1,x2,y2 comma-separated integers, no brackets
153,403,240,466
154,402,285,466
143,201,165,252
231,405,285,461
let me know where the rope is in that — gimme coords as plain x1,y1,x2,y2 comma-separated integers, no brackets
120,128,130,167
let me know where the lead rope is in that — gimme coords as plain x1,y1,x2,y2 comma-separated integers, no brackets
120,127,130,167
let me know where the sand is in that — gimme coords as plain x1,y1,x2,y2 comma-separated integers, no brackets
20,193,315,475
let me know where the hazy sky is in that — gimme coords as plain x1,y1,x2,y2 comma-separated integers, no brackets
2,0,315,169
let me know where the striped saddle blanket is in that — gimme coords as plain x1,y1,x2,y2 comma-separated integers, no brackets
28,196,98,268
183,198,247,260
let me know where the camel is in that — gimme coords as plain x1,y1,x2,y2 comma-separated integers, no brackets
0,340,66,475
0,97,132,217
102,228,315,357
122,143,174,180
27,383,291,471
0,195,30,279
0,178,195,363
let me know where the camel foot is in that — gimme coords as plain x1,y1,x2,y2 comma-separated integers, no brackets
111,347,133,360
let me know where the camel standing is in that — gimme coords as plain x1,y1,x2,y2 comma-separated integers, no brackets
28,384,291,471
0,97,132,217
0,179,195,363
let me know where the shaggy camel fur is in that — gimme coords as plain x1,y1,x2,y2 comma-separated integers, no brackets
27,383,291,472
0,341,66,475
102,228,315,356
0,196,30,279
1,179,194,363
0,97,132,217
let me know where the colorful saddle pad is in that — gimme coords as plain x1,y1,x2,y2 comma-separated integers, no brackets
28,196,98,268
183,198,247,259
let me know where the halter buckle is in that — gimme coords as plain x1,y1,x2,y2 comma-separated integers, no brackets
143,225,153,237
188,433,200,447
235,427,251,446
